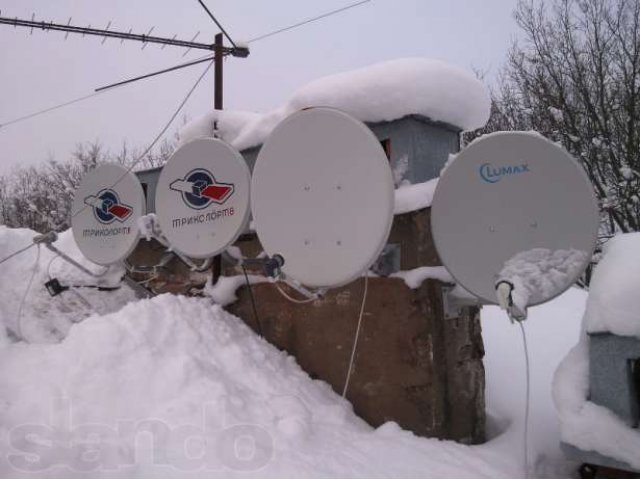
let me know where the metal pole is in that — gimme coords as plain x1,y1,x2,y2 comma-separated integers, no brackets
213,32,224,282
214,32,223,110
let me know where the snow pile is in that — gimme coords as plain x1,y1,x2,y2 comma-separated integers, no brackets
180,58,490,151
0,227,137,345
392,266,453,288
287,58,490,131
393,178,439,215
584,232,640,337
0,293,518,477
0,222,592,477
553,233,640,470
497,248,589,310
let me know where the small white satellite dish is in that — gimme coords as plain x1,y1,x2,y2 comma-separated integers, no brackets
251,107,395,288
155,138,251,259
432,131,599,308
71,163,145,266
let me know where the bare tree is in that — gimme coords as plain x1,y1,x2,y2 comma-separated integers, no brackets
0,131,179,232
477,0,640,238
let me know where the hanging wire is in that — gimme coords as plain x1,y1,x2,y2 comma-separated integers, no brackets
0,52,213,130
241,265,263,336
0,241,37,266
195,0,237,48
1,0,372,129
0,91,106,130
518,321,531,478
248,0,371,43
16,244,41,341
342,273,369,398
70,59,214,221
274,282,317,304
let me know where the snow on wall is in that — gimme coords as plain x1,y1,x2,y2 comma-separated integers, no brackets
391,266,453,289
179,58,490,151
553,233,640,470
393,178,438,215
553,336,640,470
584,232,640,338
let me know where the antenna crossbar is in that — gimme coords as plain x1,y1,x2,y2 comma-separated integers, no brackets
0,16,249,57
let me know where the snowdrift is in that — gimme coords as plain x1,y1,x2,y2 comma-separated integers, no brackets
0,226,589,477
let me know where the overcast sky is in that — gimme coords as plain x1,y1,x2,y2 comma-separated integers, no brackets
0,0,522,174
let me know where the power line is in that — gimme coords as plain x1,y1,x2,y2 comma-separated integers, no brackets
0,91,105,130
1,0,371,129
248,0,372,43
0,53,213,129
195,0,238,49
94,0,373,93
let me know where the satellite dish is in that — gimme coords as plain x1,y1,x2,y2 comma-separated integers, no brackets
155,137,251,259
251,107,395,288
432,131,599,308
71,163,145,266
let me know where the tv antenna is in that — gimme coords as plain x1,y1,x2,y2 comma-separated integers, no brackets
0,2,249,111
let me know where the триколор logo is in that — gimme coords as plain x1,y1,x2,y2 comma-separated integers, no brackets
84,189,133,224
170,168,234,210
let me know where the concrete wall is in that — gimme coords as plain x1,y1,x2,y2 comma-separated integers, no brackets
225,207,485,444
228,275,484,443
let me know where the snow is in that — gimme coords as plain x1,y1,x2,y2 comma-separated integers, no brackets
584,232,640,337
553,337,640,471
179,58,490,151
0,226,138,344
204,274,268,307
483,288,588,477
0,225,592,477
391,266,453,288
552,233,640,470
393,178,439,215
497,248,589,310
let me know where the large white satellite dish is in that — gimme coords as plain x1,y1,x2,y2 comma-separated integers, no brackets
251,107,395,289
71,163,145,266
432,131,599,308
155,137,251,259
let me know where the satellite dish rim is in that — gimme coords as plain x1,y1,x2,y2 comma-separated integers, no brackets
432,130,600,307
251,106,395,289
71,163,144,266
154,136,252,260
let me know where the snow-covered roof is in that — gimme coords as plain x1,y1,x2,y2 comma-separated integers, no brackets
584,232,640,338
179,58,491,151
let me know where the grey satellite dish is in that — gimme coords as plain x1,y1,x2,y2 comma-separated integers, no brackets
251,107,395,289
431,131,599,310
155,138,251,259
71,163,145,265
